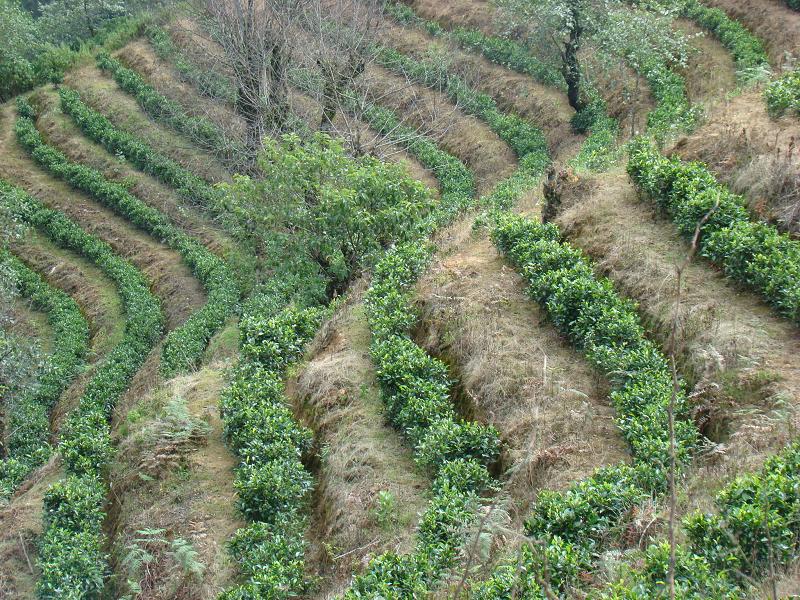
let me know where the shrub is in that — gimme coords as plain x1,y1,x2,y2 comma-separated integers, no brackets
0,253,88,498
0,180,162,599
96,52,237,157
764,68,800,117
14,104,238,376
628,138,800,323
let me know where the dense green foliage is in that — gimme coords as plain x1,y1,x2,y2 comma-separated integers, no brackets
787,0,800,10
96,51,236,157
345,243,499,598
0,180,163,598
14,103,238,376
477,213,699,594
628,138,800,322
0,252,88,499
653,0,769,77
765,67,800,117
0,0,147,102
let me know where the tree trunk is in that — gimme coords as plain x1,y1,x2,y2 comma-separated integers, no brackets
562,0,584,112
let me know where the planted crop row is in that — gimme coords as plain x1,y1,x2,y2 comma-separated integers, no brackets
0,252,89,500
0,180,163,599
482,215,698,592
218,304,321,598
659,0,770,77
628,138,800,323
345,242,500,597
146,26,237,105
95,51,237,157
15,102,239,376
374,46,550,177
765,67,800,117
57,87,245,243
386,2,620,172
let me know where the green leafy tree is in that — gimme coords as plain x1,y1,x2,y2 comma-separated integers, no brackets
0,0,38,101
37,0,126,45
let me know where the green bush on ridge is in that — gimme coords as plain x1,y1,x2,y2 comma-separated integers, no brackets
96,51,237,157
627,138,800,323
0,180,163,599
0,252,89,499
765,67,800,117
14,101,239,377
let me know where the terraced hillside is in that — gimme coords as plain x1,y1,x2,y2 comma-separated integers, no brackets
1,0,799,598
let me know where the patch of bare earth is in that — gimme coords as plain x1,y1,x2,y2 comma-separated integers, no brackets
0,103,205,332
671,90,800,235
360,64,517,195
63,65,231,185
701,0,800,67
551,170,800,513
108,365,242,599
415,219,630,524
287,283,429,598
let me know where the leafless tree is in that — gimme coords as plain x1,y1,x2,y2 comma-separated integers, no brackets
206,0,308,153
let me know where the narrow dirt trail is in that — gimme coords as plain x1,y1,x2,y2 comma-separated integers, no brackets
63,65,231,185
107,365,243,599
415,220,630,519
34,89,231,257
552,171,800,495
675,19,737,108
0,104,205,332
287,285,429,598
700,0,800,67
379,21,583,161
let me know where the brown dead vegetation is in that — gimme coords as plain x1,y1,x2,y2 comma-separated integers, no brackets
700,0,800,67
287,283,429,598
675,19,737,108
0,103,205,331
108,365,242,600
360,64,517,195
63,65,231,185
0,459,62,599
415,219,630,520
551,170,800,511
380,22,582,162
672,90,800,235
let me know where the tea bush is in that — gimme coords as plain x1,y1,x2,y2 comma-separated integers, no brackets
375,46,551,178
0,253,88,499
628,138,800,322
14,104,239,376
478,213,698,594
0,180,163,598
96,52,237,157
764,67,800,117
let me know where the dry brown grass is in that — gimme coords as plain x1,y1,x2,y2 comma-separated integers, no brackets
287,282,429,599
552,169,800,515
672,89,800,236
675,19,737,108
415,219,630,521
700,0,800,67
108,364,242,600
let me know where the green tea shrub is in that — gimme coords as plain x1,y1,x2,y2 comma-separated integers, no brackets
14,106,238,376
765,68,800,117
0,253,88,498
628,138,800,322
96,52,235,156
0,180,162,599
